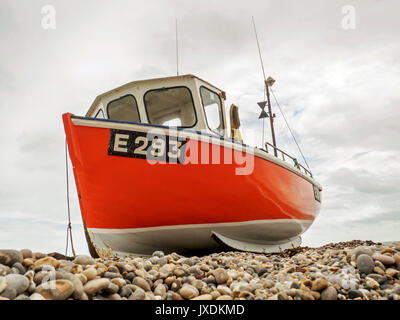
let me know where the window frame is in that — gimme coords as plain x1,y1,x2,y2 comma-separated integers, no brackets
199,85,225,136
94,109,105,119
143,86,198,129
106,94,141,123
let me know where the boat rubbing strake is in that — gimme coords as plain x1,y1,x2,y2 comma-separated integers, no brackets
63,74,322,257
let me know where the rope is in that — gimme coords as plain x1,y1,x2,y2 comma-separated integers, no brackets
270,88,312,171
65,138,76,257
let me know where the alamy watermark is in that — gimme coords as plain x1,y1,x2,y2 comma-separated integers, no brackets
109,127,258,176
341,5,356,30
41,5,56,30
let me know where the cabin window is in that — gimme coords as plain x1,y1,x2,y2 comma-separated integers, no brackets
95,109,105,119
144,87,196,127
107,95,140,123
200,86,224,136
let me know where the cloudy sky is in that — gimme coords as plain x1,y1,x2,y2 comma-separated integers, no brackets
0,0,399,255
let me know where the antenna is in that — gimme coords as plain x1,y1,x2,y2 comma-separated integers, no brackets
252,16,277,156
252,16,266,82
176,18,179,76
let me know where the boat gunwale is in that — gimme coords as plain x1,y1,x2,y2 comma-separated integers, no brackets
68,114,322,190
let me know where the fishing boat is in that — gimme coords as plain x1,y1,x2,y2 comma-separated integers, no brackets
63,74,322,257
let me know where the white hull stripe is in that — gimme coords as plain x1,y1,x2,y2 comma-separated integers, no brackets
71,117,322,189
88,218,314,234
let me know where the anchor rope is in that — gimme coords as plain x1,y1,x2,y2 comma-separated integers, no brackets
270,88,312,171
65,138,76,257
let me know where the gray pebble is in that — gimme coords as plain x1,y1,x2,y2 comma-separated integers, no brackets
1,287,17,299
321,286,337,300
152,251,165,258
5,274,30,295
73,255,96,266
0,250,23,267
357,254,375,275
120,285,133,298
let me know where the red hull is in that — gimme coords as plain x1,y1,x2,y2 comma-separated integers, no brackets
63,113,321,255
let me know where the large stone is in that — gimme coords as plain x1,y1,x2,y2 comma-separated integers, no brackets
386,268,400,278
179,285,199,299
366,273,387,284
0,265,11,276
213,268,229,284
111,277,126,288
12,262,26,275
34,257,60,269
152,251,165,258
311,278,329,292
154,284,167,296
348,289,364,299
217,285,232,296
372,253,395,266
357,254,375,274
0,250,23,267
104,282,119,295
34,270,58,286
133,277,151,292
20,249,33,259
351,246,374,258
30,293,46,300
72,275,84,299
321,286,337,300
159,264,175,278
5,274,30,295
1,287,17,299
129,287,146,300
73,255,96,266
83,267,97,281
393,253,400,266
120,285,133,298
83,278,110,295
297,289,315,300
35,280,74,300
365,277,379,289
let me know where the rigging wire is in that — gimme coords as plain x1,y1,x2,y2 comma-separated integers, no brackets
252,16,267,147
270,88,312,171
176,18,179,76
65,138,76,257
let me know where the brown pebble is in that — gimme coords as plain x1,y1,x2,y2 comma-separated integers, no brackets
311,278,329,291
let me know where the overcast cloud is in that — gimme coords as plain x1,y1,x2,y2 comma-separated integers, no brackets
0,0,399,255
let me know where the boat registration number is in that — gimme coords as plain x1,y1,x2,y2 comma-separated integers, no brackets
108,129,187,163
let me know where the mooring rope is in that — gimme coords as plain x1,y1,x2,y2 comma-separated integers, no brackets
270,88,312,171
65,138,76,257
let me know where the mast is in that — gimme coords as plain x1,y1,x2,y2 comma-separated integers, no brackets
265,78,277,156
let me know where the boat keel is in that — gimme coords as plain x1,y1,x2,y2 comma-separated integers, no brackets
210,231,302,253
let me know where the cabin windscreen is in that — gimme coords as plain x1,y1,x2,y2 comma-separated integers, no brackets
107,95,141,123
144,86,196,128
200,86,224,136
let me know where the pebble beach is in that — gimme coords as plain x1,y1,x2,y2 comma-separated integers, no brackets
1,240,400,301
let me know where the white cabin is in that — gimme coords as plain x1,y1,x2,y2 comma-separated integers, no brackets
86,74,231,139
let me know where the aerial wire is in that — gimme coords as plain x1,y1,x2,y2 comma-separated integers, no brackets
176,18,179,76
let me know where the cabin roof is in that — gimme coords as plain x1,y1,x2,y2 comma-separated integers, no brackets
86,74,223,117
